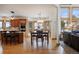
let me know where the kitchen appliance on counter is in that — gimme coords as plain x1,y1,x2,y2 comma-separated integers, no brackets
19,24,26,32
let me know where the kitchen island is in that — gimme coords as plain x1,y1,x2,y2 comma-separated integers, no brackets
0,31,23,45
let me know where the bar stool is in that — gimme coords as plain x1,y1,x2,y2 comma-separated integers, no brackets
5,33,11,44
10,31,18,44
1,31,7,44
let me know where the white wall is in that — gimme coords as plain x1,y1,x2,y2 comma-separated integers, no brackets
0,4,57,39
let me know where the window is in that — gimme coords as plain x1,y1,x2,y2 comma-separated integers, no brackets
61,8,69,18
6,21,10,30
61,8,69,30
0,17,2,30
61,7,79,31
72,8,79,30
72,8,79,18
0,17,11,30
3,17,11,30
72,8,79,22
0,21,2,29
29,21,33,30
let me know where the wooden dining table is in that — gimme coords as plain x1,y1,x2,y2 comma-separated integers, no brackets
31,31,49,46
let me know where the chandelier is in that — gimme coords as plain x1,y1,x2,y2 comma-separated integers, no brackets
10,11,15,20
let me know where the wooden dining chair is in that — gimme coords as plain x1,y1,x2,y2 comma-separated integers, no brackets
31,32,37,45
36,31,44,46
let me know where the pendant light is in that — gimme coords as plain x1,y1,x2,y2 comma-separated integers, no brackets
10,11,15,20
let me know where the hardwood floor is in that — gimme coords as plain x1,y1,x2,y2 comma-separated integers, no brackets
0,37,78,54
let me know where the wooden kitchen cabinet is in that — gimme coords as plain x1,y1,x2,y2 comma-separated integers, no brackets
1,31,23,44
10,19,20,27
19,19,26,25
10,19,26,27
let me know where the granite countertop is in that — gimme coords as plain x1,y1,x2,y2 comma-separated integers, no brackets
63,31,79,37
71,33,79,37
0,30,24,33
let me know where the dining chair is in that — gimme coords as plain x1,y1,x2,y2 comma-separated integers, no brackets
36,30,44,46
31,32,37,45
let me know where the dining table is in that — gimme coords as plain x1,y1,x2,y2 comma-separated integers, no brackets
31,30,49,46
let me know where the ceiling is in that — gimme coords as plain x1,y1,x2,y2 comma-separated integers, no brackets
0,4,57,18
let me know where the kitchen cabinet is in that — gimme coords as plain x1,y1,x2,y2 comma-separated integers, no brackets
10,19,19,27
10,19,26,27
0,31,23,44
19,19,26,25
